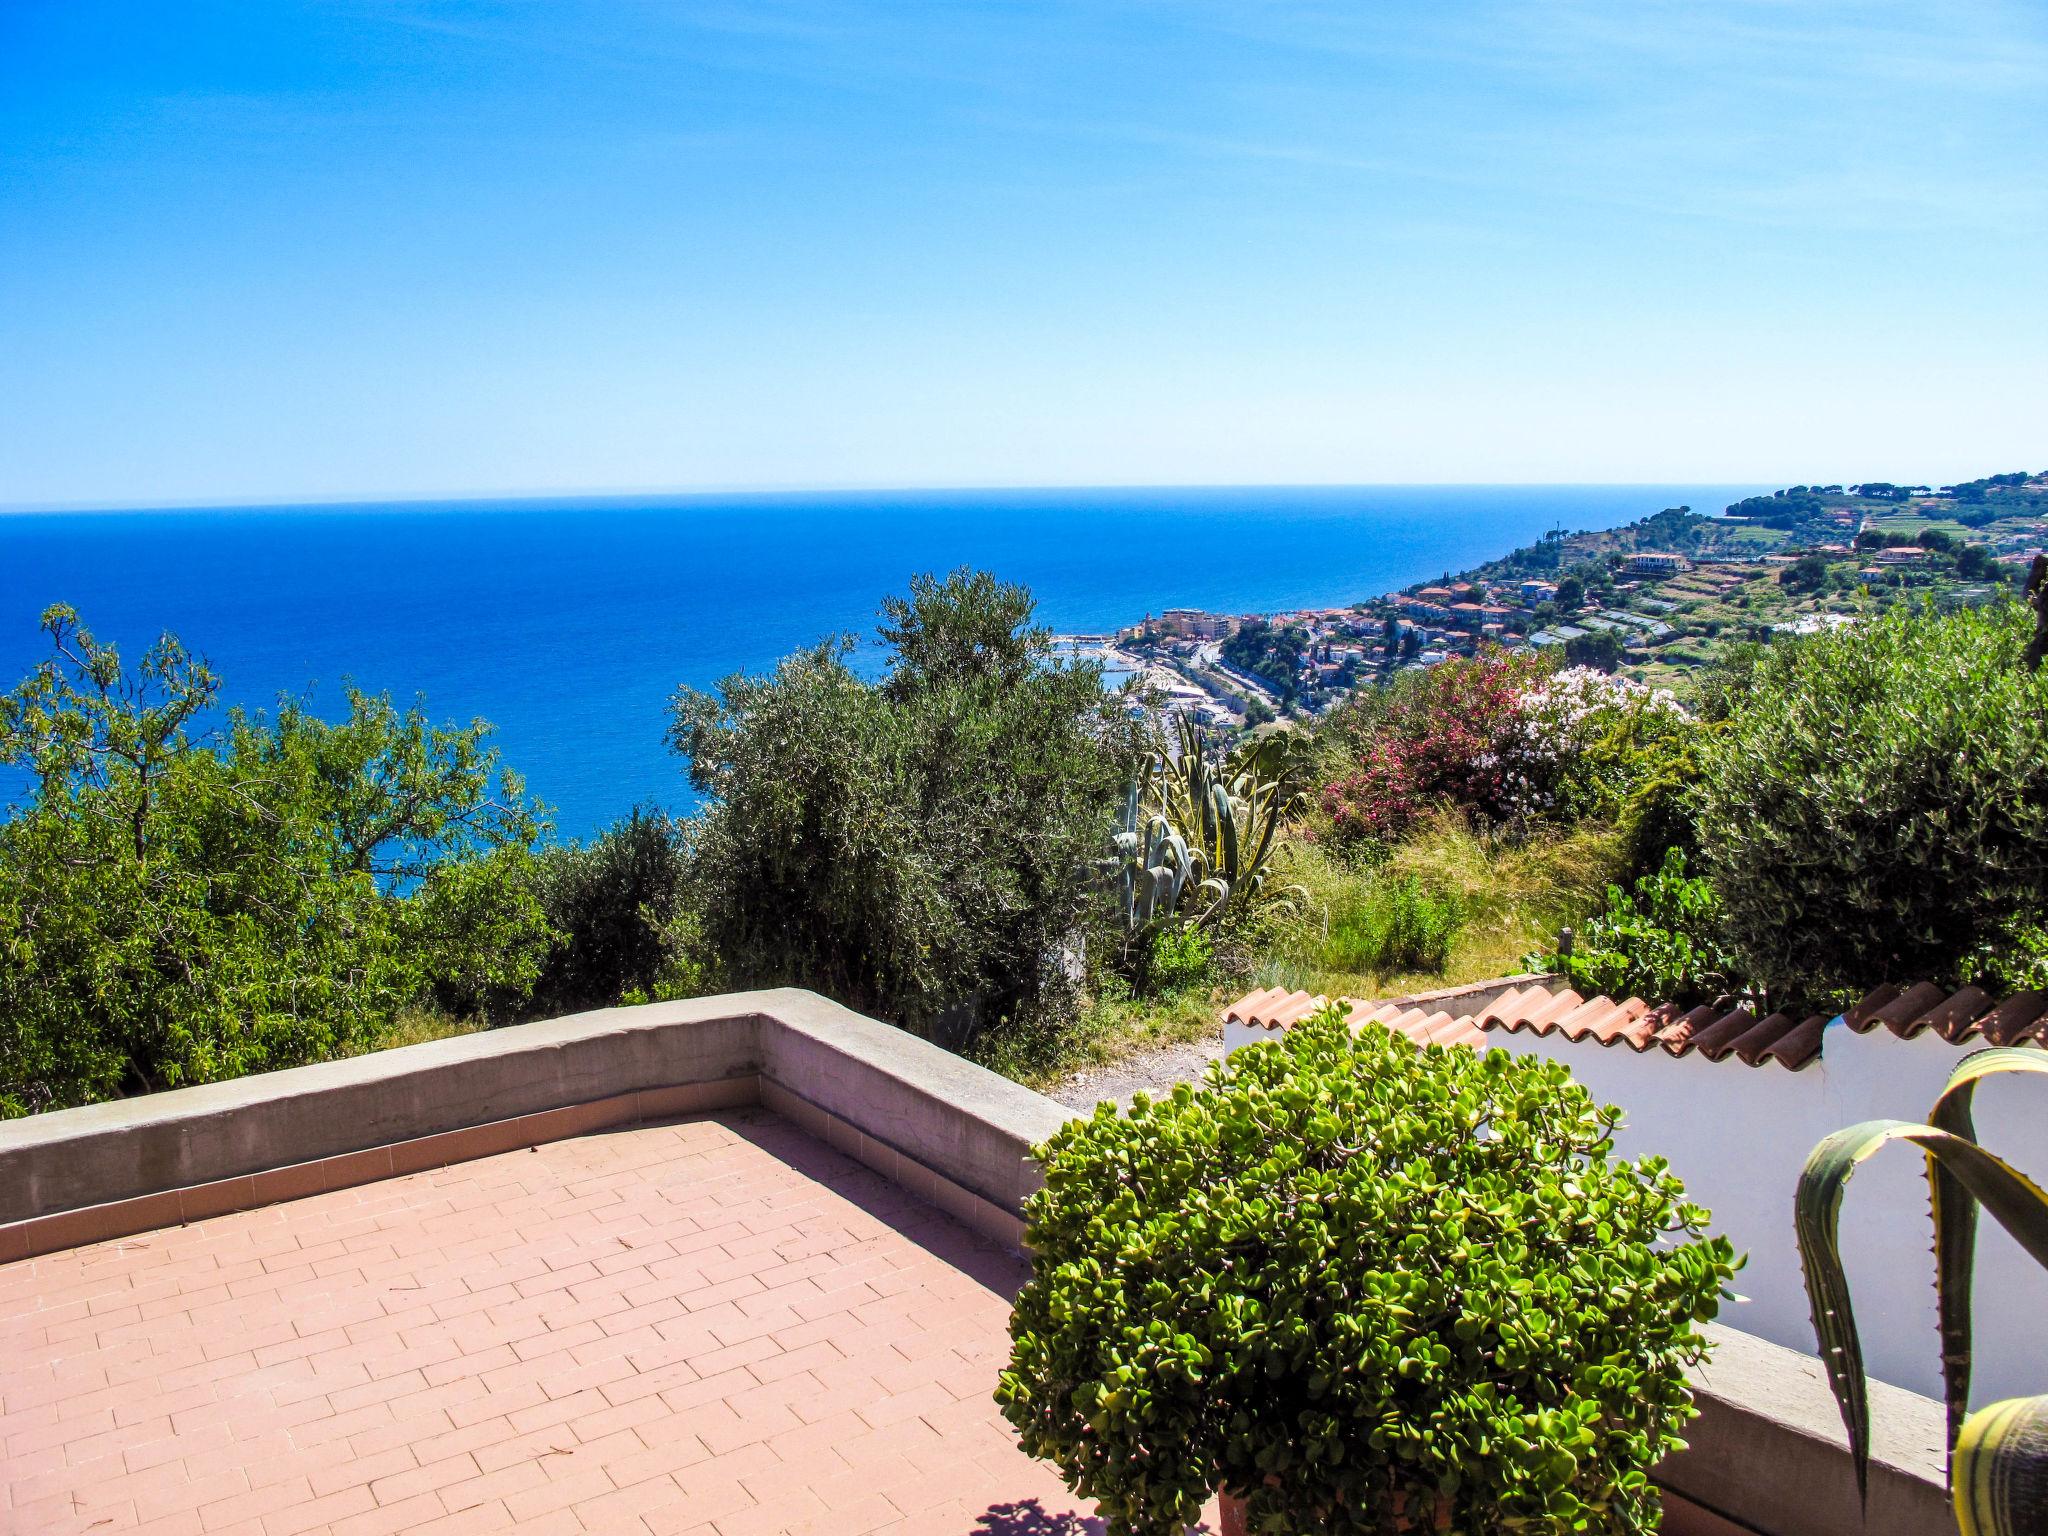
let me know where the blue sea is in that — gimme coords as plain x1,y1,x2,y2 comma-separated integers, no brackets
2,486,1762,838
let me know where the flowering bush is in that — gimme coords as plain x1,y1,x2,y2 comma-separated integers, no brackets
1318,650,1550,843
1508,667,1689,823
1318,655,1691,846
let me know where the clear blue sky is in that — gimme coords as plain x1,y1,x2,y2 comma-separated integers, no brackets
3,1,2042,508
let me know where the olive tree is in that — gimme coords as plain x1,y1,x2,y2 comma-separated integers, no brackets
1696,601,2048,1002
669,569,1135,1048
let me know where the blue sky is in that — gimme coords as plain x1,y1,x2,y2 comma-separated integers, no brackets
2,0,2043,507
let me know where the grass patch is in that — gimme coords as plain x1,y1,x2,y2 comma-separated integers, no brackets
981,816,1627,1091
1244,817,1622,999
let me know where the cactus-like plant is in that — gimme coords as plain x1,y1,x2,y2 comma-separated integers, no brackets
1795,1047,2048,1534
1159,717,1306,923
1101,771,1199,936
1102,717,1307,937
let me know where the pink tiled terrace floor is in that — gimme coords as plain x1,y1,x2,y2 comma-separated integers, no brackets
2,1111,1175,1536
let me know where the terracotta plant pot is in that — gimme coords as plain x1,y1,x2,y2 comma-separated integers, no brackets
1217,1491,1247,1536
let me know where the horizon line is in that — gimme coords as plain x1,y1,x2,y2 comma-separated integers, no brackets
0,476,1793,517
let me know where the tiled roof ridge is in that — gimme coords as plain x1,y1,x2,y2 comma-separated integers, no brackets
1221,979,2048,1072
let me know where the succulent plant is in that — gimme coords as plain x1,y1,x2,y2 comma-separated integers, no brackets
1101,718,1308,938
1796,1047,2048,1535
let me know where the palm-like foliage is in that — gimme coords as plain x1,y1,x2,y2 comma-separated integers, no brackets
1794,1047,2048,1535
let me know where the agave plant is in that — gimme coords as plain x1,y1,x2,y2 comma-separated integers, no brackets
1152,716,1307,924
1101,717,1309,938
1795,1047,2048,1535
1100,768,1207,937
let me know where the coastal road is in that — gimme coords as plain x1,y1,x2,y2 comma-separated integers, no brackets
1190,640,1289,711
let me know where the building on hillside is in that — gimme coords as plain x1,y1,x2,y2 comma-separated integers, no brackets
1156,607,1227,639
1393,594,1453,623
1773,613,1857,636
1623,551,1691,576
1222,979,2048,1408
1519,580,1559,604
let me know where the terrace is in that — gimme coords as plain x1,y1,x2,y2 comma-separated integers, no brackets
3,992,1956,1536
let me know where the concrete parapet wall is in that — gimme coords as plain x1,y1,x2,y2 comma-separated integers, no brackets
1664,1323,1953,1536
0,988,1062,1259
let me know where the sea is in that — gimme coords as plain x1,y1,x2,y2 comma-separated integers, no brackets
2,485,1764,839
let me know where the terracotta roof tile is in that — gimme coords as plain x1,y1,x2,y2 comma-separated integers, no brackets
1477,986,1543,1027
1517,989,1586,1033
1980,991,2048,1047
1872,982,1952,1038
1645,1004,1716,1054
1840,983,1905,1033
1555,996,1625,1040
1616,1009,1670,1051
1435,1020,1492,1049
1689,1009,1763,1061
1920,986,1998,1043
1222,979,2048,1071
1757,1015,1830,1069
1727,1012,1802,1065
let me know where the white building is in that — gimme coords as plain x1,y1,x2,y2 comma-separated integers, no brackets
1624,551,1692,576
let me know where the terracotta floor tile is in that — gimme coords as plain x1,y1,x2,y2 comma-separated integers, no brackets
1,1111,1135,1536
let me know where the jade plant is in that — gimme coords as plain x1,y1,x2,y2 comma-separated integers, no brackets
1796,1047,2048,1535
998,1006,1736,1536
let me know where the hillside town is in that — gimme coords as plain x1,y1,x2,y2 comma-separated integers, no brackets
1075,474,2048,726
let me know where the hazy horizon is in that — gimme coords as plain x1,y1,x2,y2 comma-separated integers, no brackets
0,473,1969,519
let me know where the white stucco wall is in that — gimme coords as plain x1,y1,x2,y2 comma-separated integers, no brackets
1226,1018,2048,1404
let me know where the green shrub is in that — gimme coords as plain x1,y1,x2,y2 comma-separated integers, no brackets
0,607,550,1116
1613,726,1709,884
1000,1006,1735,1536
1537,848,1738,1006
1323,874,1465,976
1142,924,1214,996
1696,602,2048,1001
1958,921,2048,996
529,806,700,1016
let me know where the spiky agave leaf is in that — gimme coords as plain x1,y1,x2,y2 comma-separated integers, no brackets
1954,1395,2048,1536
1927,1049,2048,1456
1133,713,1308,932
1795,1098,2048,1503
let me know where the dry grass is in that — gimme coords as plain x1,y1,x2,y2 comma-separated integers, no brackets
978,983,1223,1090
363,1005,491,1053
1244,815,1623,1002
1010,815,1628,1091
